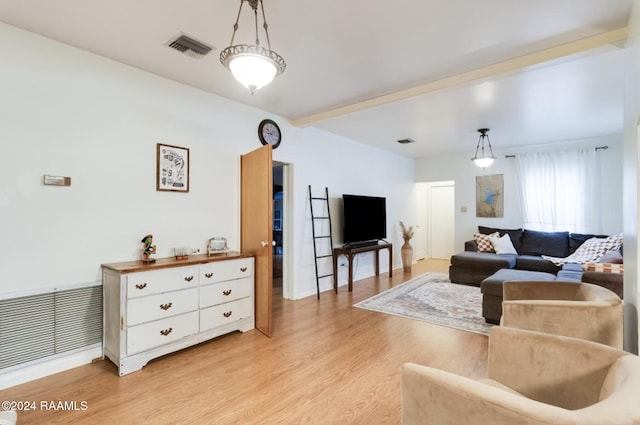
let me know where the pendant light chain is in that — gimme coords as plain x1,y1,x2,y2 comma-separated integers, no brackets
259,0,273,51
229,0,245,46
253,2,260,46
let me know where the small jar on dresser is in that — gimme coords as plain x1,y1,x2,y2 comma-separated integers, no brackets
101,252,254,376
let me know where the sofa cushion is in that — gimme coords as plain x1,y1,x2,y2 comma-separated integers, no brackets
520,230,569,257
450,251,516,270
481,269,556,296
479,226,523,254
515,255,562,274
569,232,608,254
581,272,624,299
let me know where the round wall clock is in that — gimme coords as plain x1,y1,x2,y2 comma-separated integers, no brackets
258,119,282,149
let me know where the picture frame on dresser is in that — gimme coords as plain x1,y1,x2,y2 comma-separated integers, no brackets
156,143,189,192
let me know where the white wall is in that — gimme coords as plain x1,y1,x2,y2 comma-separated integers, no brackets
0,23,414,299
623,0,640,353
273,126,415,298
415,136,623,252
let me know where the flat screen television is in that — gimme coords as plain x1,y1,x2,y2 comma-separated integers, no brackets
342,194,387,246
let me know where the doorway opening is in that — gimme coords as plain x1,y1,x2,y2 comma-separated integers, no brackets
273,164,284,298
272,162,294,299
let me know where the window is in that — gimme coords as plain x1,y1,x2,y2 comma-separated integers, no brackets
515,148,601,233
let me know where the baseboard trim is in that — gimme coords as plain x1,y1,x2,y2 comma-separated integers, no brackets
0,344,102,390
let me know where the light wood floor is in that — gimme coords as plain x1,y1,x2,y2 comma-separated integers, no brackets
0,259,488,425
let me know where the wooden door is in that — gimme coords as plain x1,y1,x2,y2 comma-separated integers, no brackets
241,145,273,337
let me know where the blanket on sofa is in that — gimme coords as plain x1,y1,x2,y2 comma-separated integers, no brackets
542,233,623,266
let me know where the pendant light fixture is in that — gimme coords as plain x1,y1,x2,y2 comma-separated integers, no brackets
220,0,286,94
471,128,495,168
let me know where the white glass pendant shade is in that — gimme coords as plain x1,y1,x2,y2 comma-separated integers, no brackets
473,157,495,168
228,53,278,93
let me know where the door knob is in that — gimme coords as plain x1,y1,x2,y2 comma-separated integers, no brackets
261,241,268,247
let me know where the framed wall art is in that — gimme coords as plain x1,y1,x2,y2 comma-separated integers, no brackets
157,143,189,192
476,174,503,218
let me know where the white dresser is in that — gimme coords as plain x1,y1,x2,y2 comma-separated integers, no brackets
102,253,254,375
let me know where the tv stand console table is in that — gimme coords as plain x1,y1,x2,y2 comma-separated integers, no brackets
332,243,392,292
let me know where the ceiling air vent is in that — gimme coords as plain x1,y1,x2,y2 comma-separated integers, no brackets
166,34,214,59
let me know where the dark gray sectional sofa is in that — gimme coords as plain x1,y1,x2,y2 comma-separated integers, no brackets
449,226,623,298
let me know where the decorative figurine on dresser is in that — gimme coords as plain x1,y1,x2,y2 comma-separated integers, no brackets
141,234,156,263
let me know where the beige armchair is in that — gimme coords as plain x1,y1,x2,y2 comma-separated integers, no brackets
401,327,640,425
501,280,623,348
0,410,17,425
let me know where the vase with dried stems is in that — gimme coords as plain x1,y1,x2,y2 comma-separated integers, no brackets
399,221,415,273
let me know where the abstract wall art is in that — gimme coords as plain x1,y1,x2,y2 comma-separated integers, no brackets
476,174,503,218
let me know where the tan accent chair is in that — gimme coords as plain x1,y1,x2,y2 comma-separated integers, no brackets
401,327,640,425
501,280,623,349
0,410,17,425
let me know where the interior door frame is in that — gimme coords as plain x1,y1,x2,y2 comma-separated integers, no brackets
414,183,429,260
281,162,294,300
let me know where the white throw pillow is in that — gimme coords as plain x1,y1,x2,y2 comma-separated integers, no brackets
487,233,517,254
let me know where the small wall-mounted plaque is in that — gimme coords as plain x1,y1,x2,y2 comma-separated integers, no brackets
43,175,71,186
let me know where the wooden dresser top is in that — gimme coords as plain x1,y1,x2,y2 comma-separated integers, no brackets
102,252,253,274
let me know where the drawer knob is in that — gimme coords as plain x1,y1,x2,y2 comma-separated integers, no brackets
184,275,194,282
222,289,232,296
240,267,248,272
160,302,173,310
223,311,233,318
160,327,173,336
205,272,214,278
135,283,148,290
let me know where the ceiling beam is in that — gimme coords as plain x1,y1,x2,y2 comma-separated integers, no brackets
291,27,628,127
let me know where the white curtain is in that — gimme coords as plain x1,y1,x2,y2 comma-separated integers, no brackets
515,148,601,233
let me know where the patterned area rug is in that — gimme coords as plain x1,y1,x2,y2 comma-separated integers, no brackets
354,272,492,335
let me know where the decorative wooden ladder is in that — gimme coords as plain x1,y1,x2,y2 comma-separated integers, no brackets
308,186,335,299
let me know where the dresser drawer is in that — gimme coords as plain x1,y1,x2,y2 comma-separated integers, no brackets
127,311,199,355
127,288,198,326
200,258,253,285
200,297,253,332
127,266,198,299
200,277,252,309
